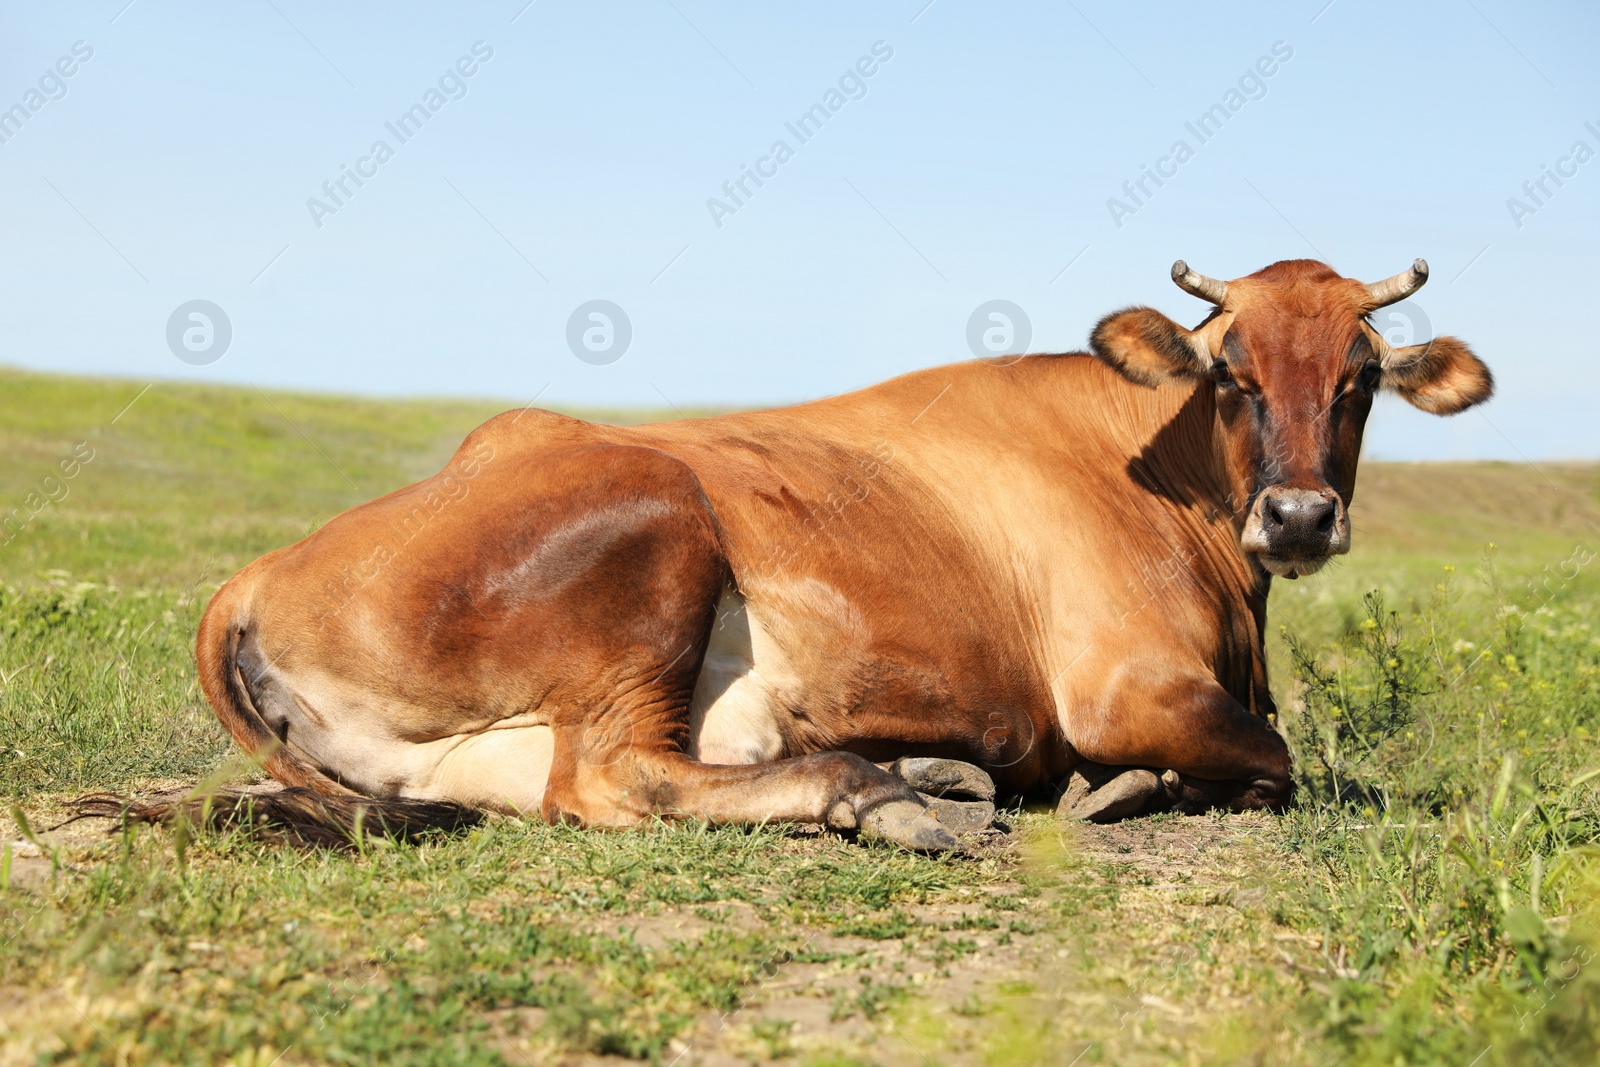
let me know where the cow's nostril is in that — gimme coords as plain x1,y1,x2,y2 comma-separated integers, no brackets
1259,492,1339,554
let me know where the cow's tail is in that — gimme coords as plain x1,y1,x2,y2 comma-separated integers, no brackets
70,786,482,849
71,581,482,848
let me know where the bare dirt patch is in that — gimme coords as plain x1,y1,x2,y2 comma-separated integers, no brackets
601,812,1314,1066
799,811,1324,1067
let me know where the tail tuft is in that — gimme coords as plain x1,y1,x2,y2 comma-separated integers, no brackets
70,787,483,849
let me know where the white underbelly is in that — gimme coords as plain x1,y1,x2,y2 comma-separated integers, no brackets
686,588,792,765
262,665,554,814
423,723,554,814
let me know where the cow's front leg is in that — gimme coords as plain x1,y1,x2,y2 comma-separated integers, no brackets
552,743,963,852
1059,664,1293,821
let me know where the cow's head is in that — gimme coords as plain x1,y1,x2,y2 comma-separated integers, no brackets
1090,259,1492,578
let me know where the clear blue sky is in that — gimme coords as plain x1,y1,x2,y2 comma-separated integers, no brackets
3,0,1596,459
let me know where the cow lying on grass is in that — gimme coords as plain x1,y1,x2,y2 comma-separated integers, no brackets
119,258,1492,850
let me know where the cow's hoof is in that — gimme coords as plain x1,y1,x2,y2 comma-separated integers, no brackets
1056,764,1163,823
859,799,960,852
921,796,997,835
887,757,996,801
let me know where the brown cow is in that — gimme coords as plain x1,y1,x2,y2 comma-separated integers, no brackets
164,259,1490,850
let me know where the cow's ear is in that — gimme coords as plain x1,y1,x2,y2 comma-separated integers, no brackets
1089,306,1209,387
1382,336,1493,415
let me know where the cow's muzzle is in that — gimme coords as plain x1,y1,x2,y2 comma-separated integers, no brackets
1240,486,1350,579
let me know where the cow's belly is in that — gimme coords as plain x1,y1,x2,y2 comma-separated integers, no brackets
686,588,792,765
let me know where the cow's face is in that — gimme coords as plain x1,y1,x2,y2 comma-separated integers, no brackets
1091,259,1492,579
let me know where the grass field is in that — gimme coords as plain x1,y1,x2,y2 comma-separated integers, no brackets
2,365,1598,1065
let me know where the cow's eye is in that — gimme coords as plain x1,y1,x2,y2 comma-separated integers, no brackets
1358,362,1381,392
1211,361,1235,387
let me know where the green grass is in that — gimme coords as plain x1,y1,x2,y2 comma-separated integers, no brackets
3,814,1008,1065
3,367,1599,1064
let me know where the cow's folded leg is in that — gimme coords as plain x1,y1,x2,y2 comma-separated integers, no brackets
1166,771,1284,814
1065,663,1293,817
1056,762,1177,822
679,750,961,851
546,743,960,852
858,796,962,851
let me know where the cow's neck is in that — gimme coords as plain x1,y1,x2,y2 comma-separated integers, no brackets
1109,372,1274,702
1121,379,1266,586
1195,380,1277,706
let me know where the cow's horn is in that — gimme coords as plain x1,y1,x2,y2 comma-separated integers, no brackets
1364,259,1429,308
1171,260,1228,305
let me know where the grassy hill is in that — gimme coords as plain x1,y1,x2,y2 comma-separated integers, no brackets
0,367,709,589
1354,460,1598,559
